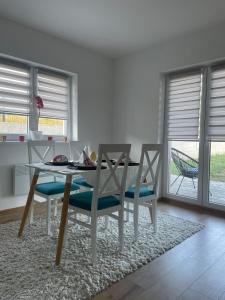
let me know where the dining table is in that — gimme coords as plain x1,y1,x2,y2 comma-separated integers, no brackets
17,162,140,265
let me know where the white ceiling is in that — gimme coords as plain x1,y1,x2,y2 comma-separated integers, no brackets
0,0,225,58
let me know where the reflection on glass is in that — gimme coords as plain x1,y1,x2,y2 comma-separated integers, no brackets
168,141,199,199
38,118,66,136
0,114,28,134
209,142,225,205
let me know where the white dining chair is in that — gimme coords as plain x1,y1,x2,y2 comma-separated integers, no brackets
27,140,80,235
67,143,131,264
124,144,162,240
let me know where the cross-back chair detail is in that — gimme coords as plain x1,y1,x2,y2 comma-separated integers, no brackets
98,150,127,196
125,144,162,240
27,140,80,235
67,144,131,264
136,144,162,196
28,140,55,163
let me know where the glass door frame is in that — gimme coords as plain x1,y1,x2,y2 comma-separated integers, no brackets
202,67,225,212
162,67,207,206
163,66,225,212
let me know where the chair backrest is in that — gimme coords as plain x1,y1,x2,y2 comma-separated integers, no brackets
27,140,56,181
91,144,131,213
135,144,163,197
171,148,198,176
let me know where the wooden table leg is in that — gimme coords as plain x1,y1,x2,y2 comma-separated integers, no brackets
18,169,39,237
55,174,72,265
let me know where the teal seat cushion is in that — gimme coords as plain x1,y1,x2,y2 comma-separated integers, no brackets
73,177,93,188
36,181,80,195
125,186,154,198
69,191,120,211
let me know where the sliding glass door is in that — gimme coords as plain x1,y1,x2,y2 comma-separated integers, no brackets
208,142,225,206
164,70,202,204
164,64,225,210
204,67,225,209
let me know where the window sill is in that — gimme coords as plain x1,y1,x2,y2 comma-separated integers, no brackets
0,140,70,144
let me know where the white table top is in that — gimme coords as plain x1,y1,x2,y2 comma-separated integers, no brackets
25,163,96,176
25,162,140,188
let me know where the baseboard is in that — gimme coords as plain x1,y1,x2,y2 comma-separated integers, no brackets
0,203,45,224
161,196,225,216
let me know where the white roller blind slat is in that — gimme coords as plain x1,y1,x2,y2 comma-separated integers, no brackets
208,68,225,140
0,64,29,77
37,71,68,120
167,72,201,140
0,62,30,115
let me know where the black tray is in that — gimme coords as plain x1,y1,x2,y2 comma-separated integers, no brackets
45,161,72,166
112,161,140,166
67,164,107,170
99,159,116,163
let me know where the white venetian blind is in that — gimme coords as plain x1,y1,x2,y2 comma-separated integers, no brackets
208,67,225,140
37,71,69,120
0,62,30,115
167,71,202,140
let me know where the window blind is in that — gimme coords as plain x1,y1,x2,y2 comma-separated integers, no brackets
37,71,68,120
167,71,202,140
208,67,225,140
0,62,30,115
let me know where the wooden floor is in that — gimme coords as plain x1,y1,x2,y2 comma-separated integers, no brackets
1,200,225,300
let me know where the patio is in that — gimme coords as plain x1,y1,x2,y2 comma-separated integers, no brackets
169,175,225,206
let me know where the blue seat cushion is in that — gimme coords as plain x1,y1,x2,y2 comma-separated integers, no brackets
182,167,198,178
69,191,120,211
125,186,154,198
73,176,93,188
35,181,80,195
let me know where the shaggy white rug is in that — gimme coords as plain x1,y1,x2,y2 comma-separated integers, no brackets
0,211,204,300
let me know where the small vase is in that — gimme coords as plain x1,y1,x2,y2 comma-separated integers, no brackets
29,131,43,140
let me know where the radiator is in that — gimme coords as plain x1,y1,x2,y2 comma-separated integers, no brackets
13,164,30,196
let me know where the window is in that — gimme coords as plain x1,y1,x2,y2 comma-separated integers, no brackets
0,57,73,139
0,62,30,135
164,62,225,210
165,70,202,199
207,66,225,205
208,67,225,140
167,71,202,141
37,71,69,136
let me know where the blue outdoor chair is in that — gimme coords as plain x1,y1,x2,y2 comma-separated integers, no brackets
171,148,199,195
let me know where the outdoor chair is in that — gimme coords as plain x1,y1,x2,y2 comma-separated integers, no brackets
171,148,198,195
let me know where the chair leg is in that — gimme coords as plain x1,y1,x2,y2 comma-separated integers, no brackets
125,201,130,222
148,205,153,223
74,211,77,221
152,199,157,233
29,199,34,224
91,216,97,265
118,208,124,252
192,178,196,189
104,216,109,229
134,201,139,241
176,176,184,195
170,174,181,186
47,198,52,236
54,199,58,217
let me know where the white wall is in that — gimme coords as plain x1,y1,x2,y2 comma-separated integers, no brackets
0,17,113,209
113,21,225,160
2,17,225,210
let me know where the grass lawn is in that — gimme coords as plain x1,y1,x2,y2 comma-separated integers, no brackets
170,153,225,182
